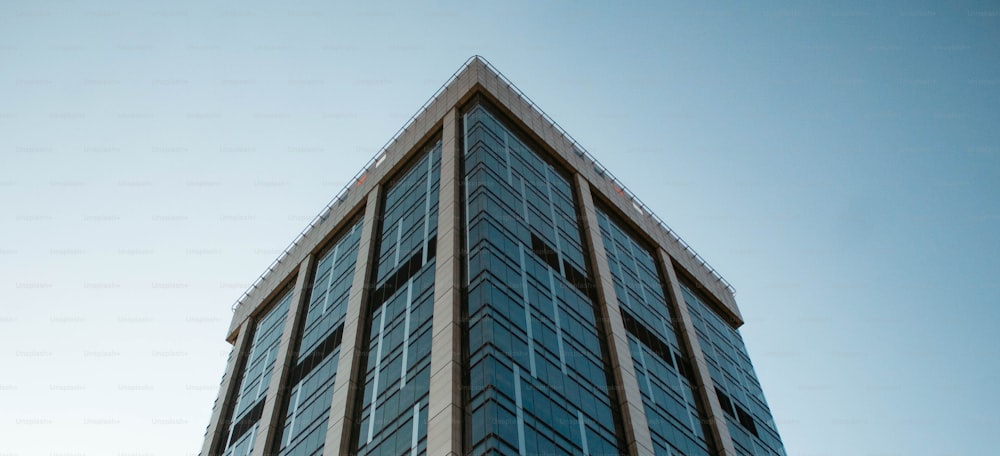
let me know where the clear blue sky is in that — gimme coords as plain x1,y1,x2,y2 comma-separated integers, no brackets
2,1,997,454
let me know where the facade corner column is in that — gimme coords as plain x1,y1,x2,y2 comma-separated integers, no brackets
426,107,463,456
200,320,252,456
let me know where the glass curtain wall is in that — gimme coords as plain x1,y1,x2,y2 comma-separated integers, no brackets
680,283,787,456
271,219,364,456
596,209,715,456
218,289,294,456
463,103,622,456
353,140,442,456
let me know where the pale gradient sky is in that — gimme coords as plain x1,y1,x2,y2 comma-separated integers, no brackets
1,1,998,455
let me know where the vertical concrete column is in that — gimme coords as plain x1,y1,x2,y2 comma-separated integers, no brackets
252,254,315,455
426,108,463,456
575,175,655,456
200,320,252,456
324,187,382,455
659,250,737,456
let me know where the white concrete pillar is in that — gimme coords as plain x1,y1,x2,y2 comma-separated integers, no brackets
575,175,655,456
324,187,382,455
659,250,737,456
426,108,463,456
252,255,315,455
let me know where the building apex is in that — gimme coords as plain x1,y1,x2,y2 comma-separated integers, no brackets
228,55,742,335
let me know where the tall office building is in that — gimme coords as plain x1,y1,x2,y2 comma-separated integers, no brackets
200,57,786,456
